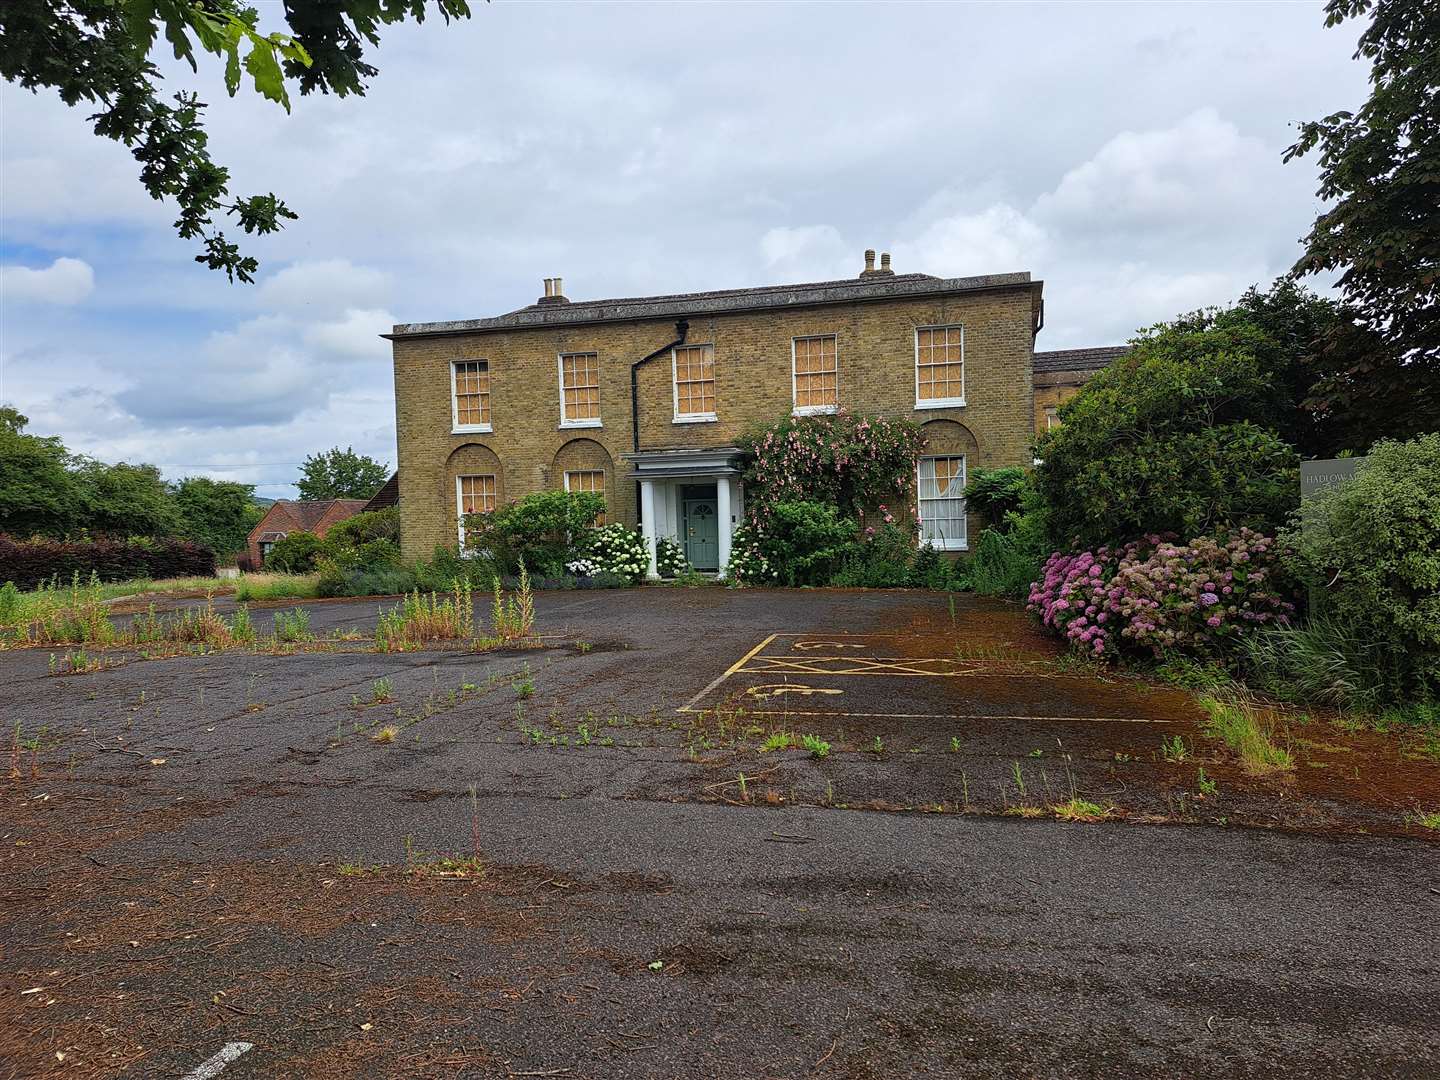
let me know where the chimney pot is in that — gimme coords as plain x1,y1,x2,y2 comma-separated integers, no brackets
880,252,892,272
554,277,564,297
543,278,553,297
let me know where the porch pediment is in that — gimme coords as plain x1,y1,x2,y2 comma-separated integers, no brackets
624,447,744,479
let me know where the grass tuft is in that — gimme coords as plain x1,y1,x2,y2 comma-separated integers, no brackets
1052,798,1108,822
1198,691,1294,776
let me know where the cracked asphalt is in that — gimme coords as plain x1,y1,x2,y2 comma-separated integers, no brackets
2,587,1437,1079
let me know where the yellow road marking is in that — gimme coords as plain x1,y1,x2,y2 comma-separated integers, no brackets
676,633,779,714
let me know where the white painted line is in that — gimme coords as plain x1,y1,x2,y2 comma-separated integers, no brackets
677,705,1183,724
181,1042,254,1080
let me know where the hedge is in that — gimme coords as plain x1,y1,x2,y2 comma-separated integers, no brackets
0,536,216,590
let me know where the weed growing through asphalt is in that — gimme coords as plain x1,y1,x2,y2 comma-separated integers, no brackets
1160,735,1189,763
1011,760,1026,797
244,672,264,712
513,663,535,699
575,640,592,654
1403,810,1440,830
949,736,962,754
272,607,312,643
370,677,394,704
760,731,795,752
1004,805,1045,818
1198,692,1294,775
376,584,475,651
1196,767,1219,797
1053,798,1108,822
371,725,398,744
871,736,884,755
801,734,831,758
491,564,534,640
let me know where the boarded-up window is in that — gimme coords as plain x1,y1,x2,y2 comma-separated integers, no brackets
674,345,716,418
560,352,600,424
792,335,837,412
452,360,491,428
457,474,496,516
918,455,967,550
564,469,606,524
916,326,964,404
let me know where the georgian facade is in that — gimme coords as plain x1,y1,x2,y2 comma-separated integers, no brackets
385,252,1049,576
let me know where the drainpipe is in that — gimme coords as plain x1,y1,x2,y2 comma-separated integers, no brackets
631,319,690,541
631,319,690,454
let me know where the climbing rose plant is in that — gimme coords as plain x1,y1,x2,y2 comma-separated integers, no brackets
738,410,925,525
1027,529,1296,658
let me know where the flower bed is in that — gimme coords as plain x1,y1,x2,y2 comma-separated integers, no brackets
1027,529,1295,658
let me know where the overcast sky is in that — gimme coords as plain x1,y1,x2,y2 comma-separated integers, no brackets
1,1,1369,498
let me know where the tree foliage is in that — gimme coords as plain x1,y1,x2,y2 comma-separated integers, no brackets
1282,433,1440,702
1285,0,1440,434
0,1,471,282
172,476,263,556
1036,321,1300,550
0,408,85,537
296,446,389,501
264,530,322,573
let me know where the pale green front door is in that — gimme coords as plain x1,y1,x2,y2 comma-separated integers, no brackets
682,485,720,571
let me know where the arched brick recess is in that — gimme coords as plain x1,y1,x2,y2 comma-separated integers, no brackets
444,443,505,543
919,418,980,459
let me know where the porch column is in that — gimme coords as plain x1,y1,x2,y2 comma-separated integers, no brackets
716,475,733,578
639,479,659,580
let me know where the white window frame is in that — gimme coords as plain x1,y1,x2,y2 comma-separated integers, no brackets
1044,406,1059,430
450,359,493,434
914,324,966,410
564,469,607,524
672,343,718,424
557,351,602,429
455,473,496,549
791,334,839,417
916,455,968,551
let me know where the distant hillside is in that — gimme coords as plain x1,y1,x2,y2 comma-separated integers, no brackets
252,496,278,508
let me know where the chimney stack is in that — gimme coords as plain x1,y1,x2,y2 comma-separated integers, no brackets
860,248,883,278
879,252,893,275
538,276,570,305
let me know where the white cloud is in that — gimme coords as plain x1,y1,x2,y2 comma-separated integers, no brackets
759,225,852,281
891,204,1052,278
255,259,391,313
304,308,397,358
1,257,95,305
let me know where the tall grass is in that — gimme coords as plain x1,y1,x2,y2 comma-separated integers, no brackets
375,583,477,651
491,563,533,640
132,598,256,650
1198,690,1294,776
233,573,321,602
969,530,1040,600
0,574,117,646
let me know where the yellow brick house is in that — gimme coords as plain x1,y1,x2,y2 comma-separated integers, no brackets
384,251,1068,577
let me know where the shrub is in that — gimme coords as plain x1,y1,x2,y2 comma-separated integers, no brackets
411,545,499,593
655,536,687,578
1281,434,1440,702
265,532,322,573
970,529,1041,600
1028,529,1295,659
739,410,924,522
831,522,915,588
583,524,649,583
462,491,604,576
963,467,1028,529
0,536,215,590
316,565,418,598
1035,321,1300,549
741,500,857,587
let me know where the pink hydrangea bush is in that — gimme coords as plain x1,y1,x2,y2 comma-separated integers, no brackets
1027,529,1295,658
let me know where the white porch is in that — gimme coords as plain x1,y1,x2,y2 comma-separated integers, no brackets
627,448,745,579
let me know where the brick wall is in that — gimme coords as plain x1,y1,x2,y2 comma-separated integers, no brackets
1034,369,1098,434
391,287,1038,562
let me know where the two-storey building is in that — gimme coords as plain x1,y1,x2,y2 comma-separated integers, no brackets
385,251,1046,576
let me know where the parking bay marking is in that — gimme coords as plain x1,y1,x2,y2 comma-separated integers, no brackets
678,633,1183,724
181,1042,254,1080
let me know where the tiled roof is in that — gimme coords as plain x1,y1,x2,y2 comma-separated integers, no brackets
363,474,399,511
1032,346,1130,374
388,271,1037,338
287,499,369,531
